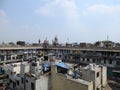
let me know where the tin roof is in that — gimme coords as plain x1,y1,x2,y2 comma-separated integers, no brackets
56,62,70,69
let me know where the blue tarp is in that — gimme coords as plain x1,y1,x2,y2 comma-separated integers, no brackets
0,67,2,73
72,71,78,78
43,61,51,71
56,62,70,70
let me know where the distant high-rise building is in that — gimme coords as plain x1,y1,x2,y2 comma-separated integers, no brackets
16,41,26,46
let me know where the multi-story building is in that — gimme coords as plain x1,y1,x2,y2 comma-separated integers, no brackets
20,62,30,90
81,64,107,90
5,63,21,90
51,62,108,90
0,45,120,79
5,56,51,90
0,73,6,90
3,52,110,90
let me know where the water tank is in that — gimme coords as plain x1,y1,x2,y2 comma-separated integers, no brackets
89,64,94,70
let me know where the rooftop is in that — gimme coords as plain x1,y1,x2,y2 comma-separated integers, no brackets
25,71,50,80
66,74,92,85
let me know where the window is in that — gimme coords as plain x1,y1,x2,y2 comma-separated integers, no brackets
11,72,12,75
12,57,15,60
14,72,16,74
83,58,84,61
97,72,99,78
6,75,9,79
26,79,28,83
31,82,35,90
117,61,120,65
93,59,95,63
87,58,89,62
104,60,106,64
13,82,16,88
109,60,112,64
21,77,24,83
57,66,67,74
17,80,19,86
10,79,12,83
7,83,10,86
97,87,100,90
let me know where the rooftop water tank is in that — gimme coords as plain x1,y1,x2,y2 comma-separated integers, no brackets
89,64,94,70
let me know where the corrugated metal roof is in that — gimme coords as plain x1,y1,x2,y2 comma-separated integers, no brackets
56,62,70,69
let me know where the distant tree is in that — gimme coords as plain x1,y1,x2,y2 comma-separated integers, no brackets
38,39,41,44
9,42,14,45
102,40,114,44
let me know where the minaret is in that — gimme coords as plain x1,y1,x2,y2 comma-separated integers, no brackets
107,35,109,41
66,37,70,47
38,39,41,45
53,36,58,46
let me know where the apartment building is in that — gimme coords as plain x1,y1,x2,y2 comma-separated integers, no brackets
5,63,21,90
5,57,51,90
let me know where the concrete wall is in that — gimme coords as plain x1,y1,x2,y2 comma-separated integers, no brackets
7,64,20,75
36,76,51,90
95,70,101,90
81,66,101,90
81,65,108,90
25,76,35,90
21,63,30,76
51,65,93,90
81,69,101,90
25,75,51,90
6,64,21,90
101,66,107,87
20,63,30,90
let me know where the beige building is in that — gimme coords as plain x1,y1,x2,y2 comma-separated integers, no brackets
81,64,107,90
51,62,108,90
51,64,93,90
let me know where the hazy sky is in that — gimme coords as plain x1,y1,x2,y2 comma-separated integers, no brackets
0,0,120,44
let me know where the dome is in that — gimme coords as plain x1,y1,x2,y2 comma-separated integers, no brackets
44,37,49,43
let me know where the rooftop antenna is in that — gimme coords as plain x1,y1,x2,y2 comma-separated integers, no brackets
67,37,69,43
107,35,109,41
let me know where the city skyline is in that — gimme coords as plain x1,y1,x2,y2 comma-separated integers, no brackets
0,0,120,43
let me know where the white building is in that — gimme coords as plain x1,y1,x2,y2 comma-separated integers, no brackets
81,64,107,90
20,62,30,90
4,56,108,90
5,63,21,90
25,73,50,90
24,61,51,90
5,57,51,90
